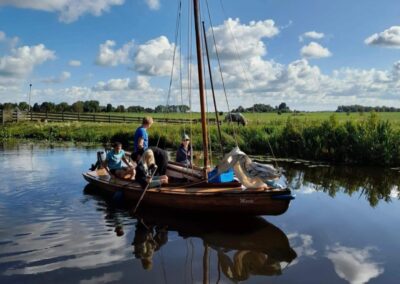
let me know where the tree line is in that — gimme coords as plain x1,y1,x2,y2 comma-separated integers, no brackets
336,105,400,113
231,102,291,113
0,101,190,113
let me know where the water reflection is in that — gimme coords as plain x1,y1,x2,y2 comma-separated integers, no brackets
131,211,297,282
1,144,399,283
132,220,168,270
284,162,400,206
84,184,297,282
326,244,384,284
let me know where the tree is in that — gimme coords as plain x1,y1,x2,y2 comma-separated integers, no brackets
155,105,166,113
278,102,290,112
33,103,40,112
40,102,56,112
106,103,114,112
2,103,17,110
116,105,125,112
71,101,84,113
83,100,100,112
127,105,145,112
18,102,30,111
56,102,70,112
232,106,245,113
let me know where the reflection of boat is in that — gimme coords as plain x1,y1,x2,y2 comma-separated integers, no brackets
82,0,294,216
133,210,297,281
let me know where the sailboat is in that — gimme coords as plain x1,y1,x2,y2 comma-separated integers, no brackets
82,0,295,216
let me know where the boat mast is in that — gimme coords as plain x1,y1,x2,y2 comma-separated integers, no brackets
193,0,209,176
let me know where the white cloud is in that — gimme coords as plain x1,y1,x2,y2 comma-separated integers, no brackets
95,40,134,66
68,60,81,67
365,26,400,48
93,78,129,91
0,0,125,23
301,42,332,59
208,18,279,60
41,71,71,84
0,30,20,47
326,244,384,284
93,76,151,91
299,31,325,42
0,44,56,84
134,36,176,76
145,0,160,10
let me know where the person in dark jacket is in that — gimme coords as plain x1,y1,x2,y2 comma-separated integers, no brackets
132,146,168,176
135,149,168,189
176,133,192,166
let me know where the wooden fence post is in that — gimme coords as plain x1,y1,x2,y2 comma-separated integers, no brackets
109,114,111,123
62,111,64,121
78,112,80,121
30,110,33,121
93,114,95,122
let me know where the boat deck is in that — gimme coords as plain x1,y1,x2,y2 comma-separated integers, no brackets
86,169,282,195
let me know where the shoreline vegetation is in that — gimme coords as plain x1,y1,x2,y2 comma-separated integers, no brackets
1,112,400,166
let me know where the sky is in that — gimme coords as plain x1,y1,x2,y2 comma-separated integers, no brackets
0,0,400,111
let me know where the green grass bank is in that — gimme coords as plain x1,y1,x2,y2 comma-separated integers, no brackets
1,112,400,166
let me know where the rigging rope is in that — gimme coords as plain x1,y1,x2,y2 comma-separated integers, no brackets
157,0,182,148
217,0,280,167
188,0,194,167
204,0,238,147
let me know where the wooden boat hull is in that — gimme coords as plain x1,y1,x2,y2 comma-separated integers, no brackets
82,170,294,216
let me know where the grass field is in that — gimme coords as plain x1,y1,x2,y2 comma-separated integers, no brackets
107,111,400,128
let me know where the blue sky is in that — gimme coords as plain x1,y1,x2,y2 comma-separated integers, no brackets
0,0,400,110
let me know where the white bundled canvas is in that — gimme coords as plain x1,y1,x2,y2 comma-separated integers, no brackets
217,147,280,189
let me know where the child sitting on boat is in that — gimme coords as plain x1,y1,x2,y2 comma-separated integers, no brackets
135,149,169,189
104,142,136,180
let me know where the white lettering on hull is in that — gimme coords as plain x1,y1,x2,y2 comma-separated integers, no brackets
240,198,254,204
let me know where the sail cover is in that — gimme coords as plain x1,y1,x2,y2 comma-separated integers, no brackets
217,147,281,189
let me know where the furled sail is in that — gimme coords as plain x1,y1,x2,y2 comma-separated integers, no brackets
217,147,281,189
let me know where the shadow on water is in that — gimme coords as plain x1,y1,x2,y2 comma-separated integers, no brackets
282,162,400,207
83,185,297,282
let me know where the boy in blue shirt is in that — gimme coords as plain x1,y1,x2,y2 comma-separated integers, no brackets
104,142,135,179
133,116,153,153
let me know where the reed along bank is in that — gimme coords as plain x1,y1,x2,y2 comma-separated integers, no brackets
1,113,400,166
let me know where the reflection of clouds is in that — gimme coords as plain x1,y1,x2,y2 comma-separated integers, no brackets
299,185,317,194
389,186,399,199
287,233,317,265
0,217,132,275
0,150,51,195
326,244,384,284
80,272,123,284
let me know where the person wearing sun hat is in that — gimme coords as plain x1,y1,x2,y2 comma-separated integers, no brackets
176,133,192,166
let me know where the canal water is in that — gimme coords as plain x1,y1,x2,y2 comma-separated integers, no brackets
0,143,399,284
